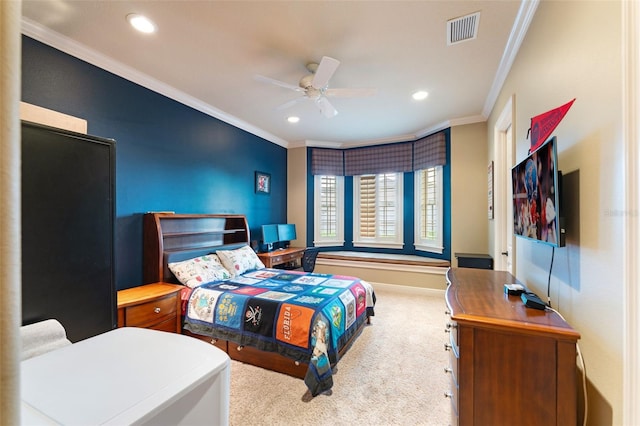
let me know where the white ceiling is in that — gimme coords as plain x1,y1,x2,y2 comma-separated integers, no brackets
21,1,537,148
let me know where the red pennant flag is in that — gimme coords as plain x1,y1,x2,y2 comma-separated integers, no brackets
529,98,575,151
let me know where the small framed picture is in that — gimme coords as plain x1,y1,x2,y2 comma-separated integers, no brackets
255,171,270,194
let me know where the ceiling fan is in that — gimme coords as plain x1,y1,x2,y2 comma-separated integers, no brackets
255,56,376,118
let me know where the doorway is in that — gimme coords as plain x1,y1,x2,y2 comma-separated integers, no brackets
493,96,515,273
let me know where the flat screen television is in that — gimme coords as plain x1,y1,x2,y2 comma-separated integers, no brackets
277,224,297,246
511,136,565,247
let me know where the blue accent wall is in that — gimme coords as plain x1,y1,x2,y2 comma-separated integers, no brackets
21,36,287,289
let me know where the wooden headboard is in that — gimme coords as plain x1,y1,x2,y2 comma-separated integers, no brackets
143,213,250,284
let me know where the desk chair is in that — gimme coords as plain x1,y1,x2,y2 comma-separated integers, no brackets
302,248,319,272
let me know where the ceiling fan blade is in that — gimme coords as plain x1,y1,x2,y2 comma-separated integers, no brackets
316,96,338,118
312,56,340,89
276,97,304,111
324,88,377,98
254,74,303,92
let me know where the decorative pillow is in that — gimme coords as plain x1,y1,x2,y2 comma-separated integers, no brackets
168,254,231,288
216,245,265,277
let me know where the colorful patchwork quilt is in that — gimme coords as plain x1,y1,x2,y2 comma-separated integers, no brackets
183,268,375,396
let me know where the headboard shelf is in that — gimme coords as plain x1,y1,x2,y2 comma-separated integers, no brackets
162,229,246,238
143,213,251,284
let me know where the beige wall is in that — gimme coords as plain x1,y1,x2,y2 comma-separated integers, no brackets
286,147,307,247
487,1,623,424
450,122,489,264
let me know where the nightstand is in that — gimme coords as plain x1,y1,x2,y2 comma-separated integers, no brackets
117,283,183,333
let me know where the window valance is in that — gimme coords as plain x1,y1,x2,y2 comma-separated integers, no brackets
413,132,446,169
311,148,344,176
311,130,447,175
344,143,413,176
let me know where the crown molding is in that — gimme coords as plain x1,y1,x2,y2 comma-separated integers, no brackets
20,17,290,149
482,0,540,118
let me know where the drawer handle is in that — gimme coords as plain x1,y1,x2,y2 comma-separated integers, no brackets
237,345,244,351
210,339,217,345
444,343,452,351
154,307,161,314
444,391,453,399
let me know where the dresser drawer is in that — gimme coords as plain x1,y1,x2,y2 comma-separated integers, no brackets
281,252,298,262
447,340,459,386
270,254,284,264
124,293,177,327
446,319,458,350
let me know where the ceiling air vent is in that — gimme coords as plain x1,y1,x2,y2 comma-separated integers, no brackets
447,11,480,45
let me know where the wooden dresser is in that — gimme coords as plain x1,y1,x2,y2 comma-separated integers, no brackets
117,283,183,333
444,268,580,426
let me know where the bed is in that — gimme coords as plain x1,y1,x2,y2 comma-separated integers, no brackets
143,212,375,396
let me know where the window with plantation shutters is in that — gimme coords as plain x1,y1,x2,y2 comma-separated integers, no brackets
313,175,344,246
359,175,376,237
311,130,448,253
353,173,403,249
414,167,443,253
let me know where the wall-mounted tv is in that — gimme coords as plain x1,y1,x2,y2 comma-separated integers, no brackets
512,136,565,247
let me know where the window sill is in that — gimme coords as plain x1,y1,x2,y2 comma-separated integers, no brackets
353,241,404,250
414,244,444,254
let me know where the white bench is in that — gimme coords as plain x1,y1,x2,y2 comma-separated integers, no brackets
315,251,450,292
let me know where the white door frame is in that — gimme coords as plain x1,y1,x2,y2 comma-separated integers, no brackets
492,95,514,273
622,1,639,424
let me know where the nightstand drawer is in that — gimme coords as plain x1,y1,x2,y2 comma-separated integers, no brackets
124,294,177,327
147,315,181,333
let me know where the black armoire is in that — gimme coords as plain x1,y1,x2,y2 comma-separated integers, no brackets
21,121,116,342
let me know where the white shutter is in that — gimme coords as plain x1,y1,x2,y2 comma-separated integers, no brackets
320,175,337,237
359,175,376,237
354,173,403,248
377,173,397,237
415,167,443,253
314,175,344,247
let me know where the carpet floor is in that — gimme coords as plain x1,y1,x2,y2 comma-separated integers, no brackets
228,285,452,425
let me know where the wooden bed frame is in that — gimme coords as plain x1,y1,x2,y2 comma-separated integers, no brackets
143,212,369,379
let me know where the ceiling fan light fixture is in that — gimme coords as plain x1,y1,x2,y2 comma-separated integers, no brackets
127,13,156,34
413,91,429,101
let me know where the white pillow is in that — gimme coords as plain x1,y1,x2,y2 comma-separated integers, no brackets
168,254,231,288
216,245,265,277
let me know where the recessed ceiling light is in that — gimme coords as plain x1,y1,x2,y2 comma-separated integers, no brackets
287,116,300,123
127,14,156,34
412,91,429,101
